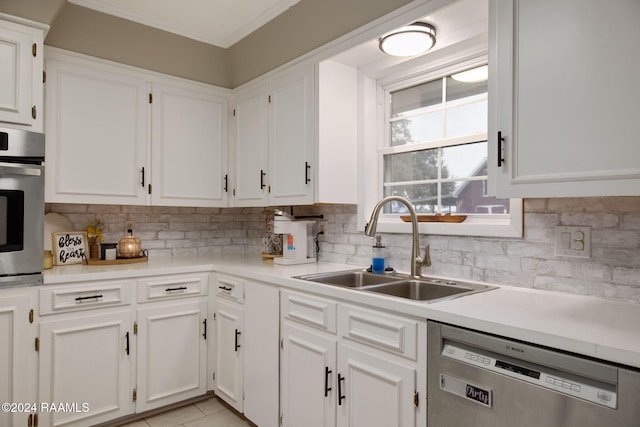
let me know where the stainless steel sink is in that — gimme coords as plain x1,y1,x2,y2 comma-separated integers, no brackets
361,279,487,301
294,270,495,302
294,270,399,288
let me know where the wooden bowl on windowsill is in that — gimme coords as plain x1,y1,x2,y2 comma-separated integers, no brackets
399,214,467,223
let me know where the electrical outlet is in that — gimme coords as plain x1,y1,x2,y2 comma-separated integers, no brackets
554,226,591,258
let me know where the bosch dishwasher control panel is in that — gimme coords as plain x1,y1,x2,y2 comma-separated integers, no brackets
442,341,618,409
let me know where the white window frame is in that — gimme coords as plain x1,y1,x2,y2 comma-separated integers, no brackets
358,53,523,238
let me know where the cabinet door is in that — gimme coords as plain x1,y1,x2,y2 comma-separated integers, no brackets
243,282,279,427
280,321,337,427
232,84,269,207
0,20,43,130
136,299,208,412
214,298,244,412
44,58,148,205
269,63,315,205
489,0,640,197
337,345,416,427
151,83,229,207
38,309,134,427
0,292,37,427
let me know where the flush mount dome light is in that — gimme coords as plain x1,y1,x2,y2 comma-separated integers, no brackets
451,65,489,83
379,22,436,57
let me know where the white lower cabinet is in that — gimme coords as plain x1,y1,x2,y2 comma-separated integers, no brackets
37,272,209,427
38,279,135,427
337,345,416,427
213,297,244,411
212,274,280,427
0,287,38,427
136,299,208,412
281,321,337,427
280,291,426,427
38,308,134,427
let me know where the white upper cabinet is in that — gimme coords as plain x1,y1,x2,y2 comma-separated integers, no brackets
268,63,315,206
488,0,640,198
231,62,314,207
232,83,270,206
231,60,358,207
151,83,228,207
45,49,230,207
45,55,149,205
0,16,46,131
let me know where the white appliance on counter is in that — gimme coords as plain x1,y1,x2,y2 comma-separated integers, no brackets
273,210,316,265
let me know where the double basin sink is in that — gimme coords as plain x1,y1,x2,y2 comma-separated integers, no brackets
294,270,494,303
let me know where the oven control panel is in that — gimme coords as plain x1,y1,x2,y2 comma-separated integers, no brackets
442,341,618,409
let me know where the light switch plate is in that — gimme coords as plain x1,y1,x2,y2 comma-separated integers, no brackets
554,226,591,258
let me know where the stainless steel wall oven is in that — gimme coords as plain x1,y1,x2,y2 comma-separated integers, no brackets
0,127,45,286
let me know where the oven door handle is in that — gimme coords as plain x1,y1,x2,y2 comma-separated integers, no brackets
0,163,42,177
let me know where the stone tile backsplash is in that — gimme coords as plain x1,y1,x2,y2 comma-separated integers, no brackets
47,196,640,303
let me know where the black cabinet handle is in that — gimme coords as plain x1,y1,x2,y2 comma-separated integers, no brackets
165,286,187,293
338,373,345,405
125,332,130,355
224,174,228,192
497,131,505,167
324,367,332,397
141,167,145,187
75,294,103,302
305,161,311,184
260,169,266,189
202,319,207,340
218,286,232,291
235,329,241,351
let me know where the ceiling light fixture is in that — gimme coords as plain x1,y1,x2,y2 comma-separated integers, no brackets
450,65,489,83
378,22,437,57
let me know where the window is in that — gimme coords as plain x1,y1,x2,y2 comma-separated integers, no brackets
382,68,510,215
360,58,523,238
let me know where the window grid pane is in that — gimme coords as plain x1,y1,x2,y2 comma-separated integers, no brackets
385,66,511,215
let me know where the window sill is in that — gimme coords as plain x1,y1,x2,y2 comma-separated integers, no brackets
360,200,523,238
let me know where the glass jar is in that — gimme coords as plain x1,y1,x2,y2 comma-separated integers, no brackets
118,225,142,258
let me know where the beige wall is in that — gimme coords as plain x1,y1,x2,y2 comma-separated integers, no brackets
44,4,231,87
228,0,414,86
0,0,65,26
1,0,412,88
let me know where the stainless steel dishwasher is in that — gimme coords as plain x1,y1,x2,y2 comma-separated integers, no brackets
427,321,640,426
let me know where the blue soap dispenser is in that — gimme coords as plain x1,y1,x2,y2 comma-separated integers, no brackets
371,235,387,274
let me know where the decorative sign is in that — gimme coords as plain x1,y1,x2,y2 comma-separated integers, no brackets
52,231,88,265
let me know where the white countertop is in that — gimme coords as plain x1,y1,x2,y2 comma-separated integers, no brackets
43,253,640,369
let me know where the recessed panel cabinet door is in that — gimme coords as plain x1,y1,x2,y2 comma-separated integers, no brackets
44,59,148,205
489,0,640,197
151,83,228,207
0,293,37,427
0,20,43,130
232,84,269,207
136,300,208,412
280,321,337,427
269,64,314,205
38,310,134,427
337,345,416,427
214,298,244,412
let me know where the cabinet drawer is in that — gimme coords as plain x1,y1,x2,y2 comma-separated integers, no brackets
215,274,244,303
339,304,418,360
137,273,208,303
281,290,337,334
40,280,133,315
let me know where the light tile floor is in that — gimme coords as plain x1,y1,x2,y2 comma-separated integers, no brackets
119,396,252,427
